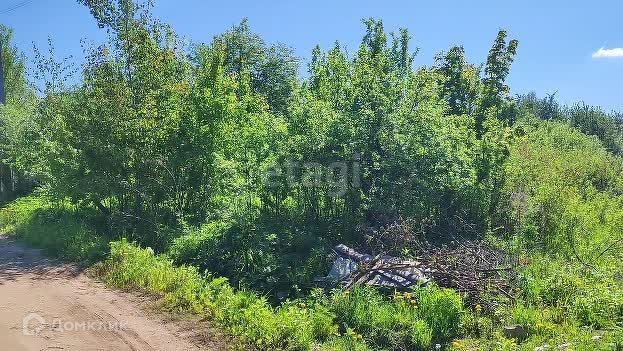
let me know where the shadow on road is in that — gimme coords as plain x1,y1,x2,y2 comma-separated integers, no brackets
0,236,82,284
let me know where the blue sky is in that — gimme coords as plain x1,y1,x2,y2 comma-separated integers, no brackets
2,0,622,111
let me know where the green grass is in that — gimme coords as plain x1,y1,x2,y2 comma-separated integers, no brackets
2,194,465,350
323,287,465,350
0,194,107,262
97,238,368,350
4,186,622,350
448,252,623,350
98,238,472,350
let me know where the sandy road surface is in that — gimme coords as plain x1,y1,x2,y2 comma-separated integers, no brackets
0,235,224,351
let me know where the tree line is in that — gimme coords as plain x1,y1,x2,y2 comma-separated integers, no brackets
1,0,621,292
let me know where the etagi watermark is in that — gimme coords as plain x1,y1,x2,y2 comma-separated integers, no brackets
22,312,127,336
264,154,361,197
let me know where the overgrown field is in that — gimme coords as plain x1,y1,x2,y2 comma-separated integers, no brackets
3,158,623,350
1,196,469,350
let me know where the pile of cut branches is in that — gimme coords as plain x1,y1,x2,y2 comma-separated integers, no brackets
413,240,518,306
353,219,519,306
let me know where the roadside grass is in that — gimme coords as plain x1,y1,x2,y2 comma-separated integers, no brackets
0,194,463,350
98,238,470,350
0,194,107,262
3,193,623,350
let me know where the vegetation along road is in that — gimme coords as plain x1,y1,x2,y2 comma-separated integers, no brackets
0,235,221,351
1,0,623,349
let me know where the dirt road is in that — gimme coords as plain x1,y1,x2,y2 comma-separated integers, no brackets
0,235,223,351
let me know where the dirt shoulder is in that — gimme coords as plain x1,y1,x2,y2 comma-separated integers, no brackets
0,235,228,351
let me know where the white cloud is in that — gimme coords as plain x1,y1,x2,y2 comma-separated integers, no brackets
592,47,623,58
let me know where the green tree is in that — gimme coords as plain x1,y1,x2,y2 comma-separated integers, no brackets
565,103,623,154
0,25,36,202
435,46,480,116
479,30,519,129
204,19,299,115
0,25,30,104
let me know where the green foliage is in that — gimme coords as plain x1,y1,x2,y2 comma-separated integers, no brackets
454,118,623,350
480,30,519,126
503,119,623,262
435,46,481,116
519,257,623,330
2,1,523,257
566,103,623,154
102,239,472,350
169,219,330,296
97,233,623,351
325,286,465,350
203,18,299,115
100,239,393,350
0,25,37,202
0,194,107,262
518,93,623,155
516,92,561,121
452,260,623,350
0,5,518,295
286,20,515,240
0,24,31,104
7,2,623,350
318,336,373,351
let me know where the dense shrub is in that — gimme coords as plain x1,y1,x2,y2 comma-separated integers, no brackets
503,119,623,262
168,218,331,296
102,239,473,350
0,194,107,262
